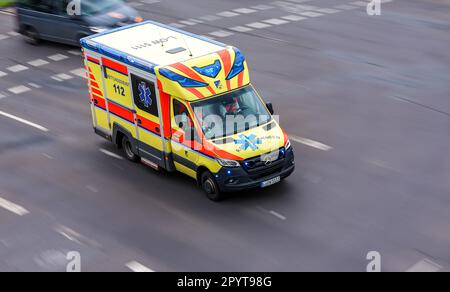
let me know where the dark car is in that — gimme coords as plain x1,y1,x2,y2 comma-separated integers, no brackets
16,0,143,46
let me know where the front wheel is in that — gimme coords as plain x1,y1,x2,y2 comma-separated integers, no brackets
121,136,140,162
201,171,223,202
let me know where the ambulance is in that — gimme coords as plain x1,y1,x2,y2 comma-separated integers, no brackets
80,21,295,201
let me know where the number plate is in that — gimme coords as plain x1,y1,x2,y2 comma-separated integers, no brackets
261,176,281,188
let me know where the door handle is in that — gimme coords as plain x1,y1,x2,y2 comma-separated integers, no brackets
137,119,142,124
155,127,160,133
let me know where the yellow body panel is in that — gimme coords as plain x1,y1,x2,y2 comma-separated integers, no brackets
87,61,110,131
104,68,133,109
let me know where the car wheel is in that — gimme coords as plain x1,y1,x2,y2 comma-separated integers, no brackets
201,171,223,202
23,27,40,45
122,136,140,162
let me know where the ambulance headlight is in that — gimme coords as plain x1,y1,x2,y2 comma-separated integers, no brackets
89,26,108,33
217,158,240,168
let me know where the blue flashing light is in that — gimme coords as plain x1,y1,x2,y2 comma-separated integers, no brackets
227,170,232,175
159,68,208,88
193,60,222,78
226,48,245,80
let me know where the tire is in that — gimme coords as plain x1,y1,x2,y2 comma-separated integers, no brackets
121,135,140,162
201,171,223,202
23,27,40,45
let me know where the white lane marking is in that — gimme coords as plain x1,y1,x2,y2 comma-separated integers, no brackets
0,71,7,77
0,92,7,99
335,4,359,10
70,68,86,78
48,54,68,61
187,18,203,24
0,34,9,41
140,0,160,3
52,73,73,81
269,210,287,221
126,261,154,272
8,85,30,94
54,224,102,248
230,26,254,33
7,64,29,73
0,110,49,131
28,82,41,89
209,30,234,38
179,20,197,26
169,23,186,28
315,8,341,14
282,15,307,21
407,259,442,272
299,11,324,17
217,11,240,17
7,31,20,37
28,59,49,67
351,1,370,7
233,8,257,14
264,18,290,25
67,49,82,56
252,4,274,10
198,15,221,21
42,153,54,159
99,148,123,160
0,196,29,216
86,185,99,193
247,22,272,29
290,135,333,151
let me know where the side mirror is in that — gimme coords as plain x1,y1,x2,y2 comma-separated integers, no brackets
266,103,274,115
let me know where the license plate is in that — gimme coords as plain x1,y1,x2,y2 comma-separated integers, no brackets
261,176,281,188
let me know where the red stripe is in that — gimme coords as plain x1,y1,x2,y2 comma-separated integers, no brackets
206,86,216,96
226,80,231,91
89,74,96,80
157,80,172,138
90,81,100,88
217,49,232,77
108,102,134,123
237,71,244,87
137,115,160,135
87,56,100,64
170,63,206,84
186,88,204,99
202,140,243,161
283,130,289,145
93,96,106,110
91,87,103,97
102,57,128,75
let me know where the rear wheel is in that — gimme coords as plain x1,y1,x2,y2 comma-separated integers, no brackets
201,171,223,202
121,136,140,162
23,27,40,45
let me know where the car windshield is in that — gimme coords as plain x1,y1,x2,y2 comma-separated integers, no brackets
191,85,271,140
81,0,122,16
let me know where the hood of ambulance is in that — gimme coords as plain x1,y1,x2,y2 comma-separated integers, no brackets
208,121,287,160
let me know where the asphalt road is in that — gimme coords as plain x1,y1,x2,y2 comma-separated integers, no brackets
0,0,449,272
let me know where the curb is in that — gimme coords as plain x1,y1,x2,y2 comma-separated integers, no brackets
0,7,16,16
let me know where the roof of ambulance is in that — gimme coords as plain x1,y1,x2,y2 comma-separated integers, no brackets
84,21,227,68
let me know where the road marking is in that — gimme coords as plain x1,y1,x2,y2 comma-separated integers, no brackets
230,26,254,33
0,196,29,216
7,64,28,73
71,68,86,78
67,49,82,56
299,11,324,17
169,23,186,28
247,22,272,29
187,18,203,24
86,185,99,193
28,82,41,89
217,11,240,17
252,4,274,10
0,110,48,131
28,59,49,67
282,15,307,21
269,210,287,220
42,153,54,159
99,148,123,160
126,261,154,272
198,15,221,21
233,8,257,14
335,4,359,10
7,31,20,37
351,1,370,7
52,73,73,81
407,259,442,272
264,18,290,25
0,71,7,77
54,224,102,248
179,20,197,26
48,54,68,61
209,30,234,38
290,135,333,151
0,92,7,99
0,34,9,41
8,85,30,94
315,8,340,14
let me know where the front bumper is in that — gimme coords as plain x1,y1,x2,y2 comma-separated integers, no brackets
214,148,295,192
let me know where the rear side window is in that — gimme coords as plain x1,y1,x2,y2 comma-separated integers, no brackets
19,0,55,13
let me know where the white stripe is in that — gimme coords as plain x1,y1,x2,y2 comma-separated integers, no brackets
290,135,333,151
407,259,442,272
0,196,29,216
7,64,28,73
209,30,234,38
230,26,254,33
299,11,324,17
217,11,240,17
67,49,82,56
264,18,290,25
71,68,86,78
247,22,272,29
28,59,49,67
169,23,186,28
179,20,197,26
99,148,123,160
0,110,49,132
0,34,9,41
233,8,257,14
126,261,154,272
251,4,274,10
8,85,30,94
7,31,20,37
0,71,7,78
282,15,307,21
269,210,287,220
48,54,68,61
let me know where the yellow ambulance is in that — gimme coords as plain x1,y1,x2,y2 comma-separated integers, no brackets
81,21,295,201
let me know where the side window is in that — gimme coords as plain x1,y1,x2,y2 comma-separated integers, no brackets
173,99,200,143
131,74,159,117
25,0,56,13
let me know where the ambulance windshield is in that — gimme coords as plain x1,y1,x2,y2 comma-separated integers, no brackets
191,86,272,140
